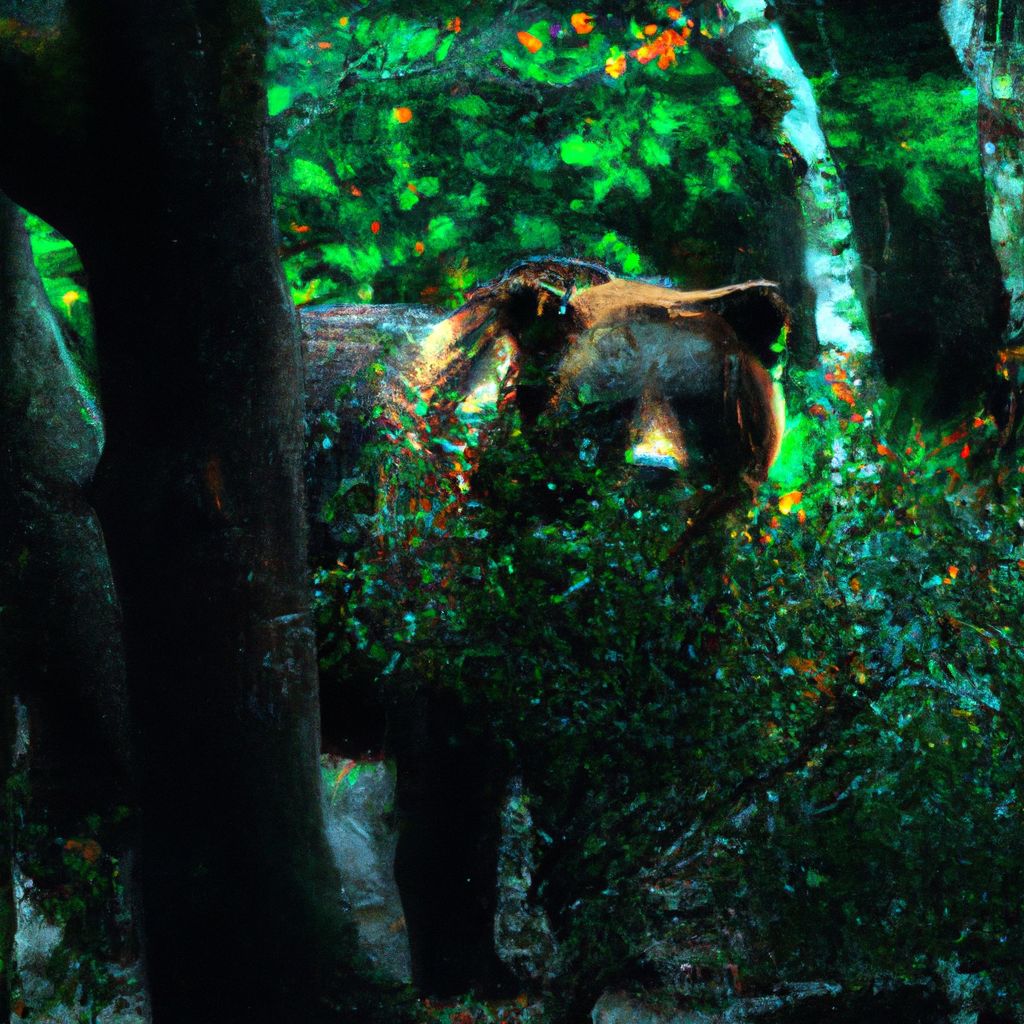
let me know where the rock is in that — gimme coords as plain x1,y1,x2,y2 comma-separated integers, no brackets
320,756,411,982
11,867,150,1023
495,777,558,983
591,978,959,1024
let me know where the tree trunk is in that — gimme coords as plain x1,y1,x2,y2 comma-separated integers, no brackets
699,0,873,360
0,695,13,1016
1,5,389,1019
0,191,135,1013
0,188,131,816
771,0,1006,411
942,0,1024,345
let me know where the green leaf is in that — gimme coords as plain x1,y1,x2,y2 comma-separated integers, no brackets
513,212,562,249
451,94,489,118
435,32,455,62
560,134,602,167
427,214,459,249
639,136,671,167
291,158,339,198
267,85,291,117
406,27,439,61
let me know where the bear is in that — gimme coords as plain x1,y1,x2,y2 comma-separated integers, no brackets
300,256,790,995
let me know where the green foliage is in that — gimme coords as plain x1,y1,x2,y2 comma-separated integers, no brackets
814,72,981,215
281,6,1022,1013
312,344,1024,1013
23,213,97,385
6,764,137,1021
420,993,540,1024
267,5,792,308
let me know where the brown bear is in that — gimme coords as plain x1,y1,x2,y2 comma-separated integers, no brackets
301,256,790,996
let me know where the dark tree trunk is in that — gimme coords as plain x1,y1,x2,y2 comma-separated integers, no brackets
0,694,13,1015
0,191,134,1009
1,6,394,1020
0,190,131,813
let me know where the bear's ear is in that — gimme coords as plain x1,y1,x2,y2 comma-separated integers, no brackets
460,256,615,359
692,281,790,367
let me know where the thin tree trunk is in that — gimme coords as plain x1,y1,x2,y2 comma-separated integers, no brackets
700,1,872,359
942,0,1024,344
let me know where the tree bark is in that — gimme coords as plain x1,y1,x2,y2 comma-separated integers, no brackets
697,0,873,361
942,0,1024,345
0,695,13,1016
1,5,386,1019
0,191,135,1013
0,189,130,817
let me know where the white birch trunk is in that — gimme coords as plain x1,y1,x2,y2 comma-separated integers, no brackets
718,1,872,357
942,0,1024,343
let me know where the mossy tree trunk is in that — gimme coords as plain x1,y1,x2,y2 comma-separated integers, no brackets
772,0,1007,413
0,191,133,1013
942,0,1024,345
0,6,385,1020
697,0,872,363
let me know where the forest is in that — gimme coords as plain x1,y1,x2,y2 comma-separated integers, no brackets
1,1,1023,1022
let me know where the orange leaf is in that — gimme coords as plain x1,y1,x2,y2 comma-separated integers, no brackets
392,106,413,123
517,30,543,52
605,53,627,77
831,380,856,406
778,490,803,515
414,240,425,254
333,760,356,787
571,12,595,34
940,423,969,448
960,442,970,459
370,220,381,234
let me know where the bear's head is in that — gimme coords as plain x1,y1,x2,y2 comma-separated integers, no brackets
304,256,789,560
